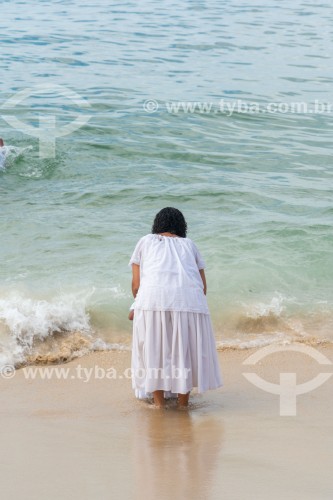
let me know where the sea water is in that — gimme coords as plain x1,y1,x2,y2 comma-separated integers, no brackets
0,0,332,368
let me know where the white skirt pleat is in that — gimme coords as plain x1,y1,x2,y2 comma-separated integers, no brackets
131,309,223,399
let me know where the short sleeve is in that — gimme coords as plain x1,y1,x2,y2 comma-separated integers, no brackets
128,236,145,267
192,241,206,270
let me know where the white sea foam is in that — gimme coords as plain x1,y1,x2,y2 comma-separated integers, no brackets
0,293,91,341
0,292,93,369
215,333,332,350
241,292,288,319
94,341,131,351
0,145,33,170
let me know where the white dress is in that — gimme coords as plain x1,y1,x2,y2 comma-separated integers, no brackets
128,233,223,399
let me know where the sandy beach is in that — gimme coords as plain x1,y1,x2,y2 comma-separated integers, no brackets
1,344,332,500
1,0,333,499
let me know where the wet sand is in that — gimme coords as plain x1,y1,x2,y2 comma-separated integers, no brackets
1,345,333,500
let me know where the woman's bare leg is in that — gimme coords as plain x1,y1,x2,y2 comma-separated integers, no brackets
177,392,190,407
153,390,165,408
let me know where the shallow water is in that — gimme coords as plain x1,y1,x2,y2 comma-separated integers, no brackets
0,0,332,367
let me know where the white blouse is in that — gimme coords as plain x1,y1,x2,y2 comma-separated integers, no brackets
128,233,209,314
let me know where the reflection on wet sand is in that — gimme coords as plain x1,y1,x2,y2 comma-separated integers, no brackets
132,402,224,500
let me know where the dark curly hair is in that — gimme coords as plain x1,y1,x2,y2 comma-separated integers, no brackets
151,207,187,238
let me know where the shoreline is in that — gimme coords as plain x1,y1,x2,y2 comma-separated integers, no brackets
3,325,333,371
1,345,333,499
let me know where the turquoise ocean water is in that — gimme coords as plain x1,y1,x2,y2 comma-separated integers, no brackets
0,0,332,368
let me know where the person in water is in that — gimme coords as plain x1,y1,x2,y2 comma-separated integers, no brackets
128,207,223,408
0,138,6,169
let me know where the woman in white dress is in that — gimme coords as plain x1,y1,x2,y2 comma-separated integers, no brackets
128,207,223,408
